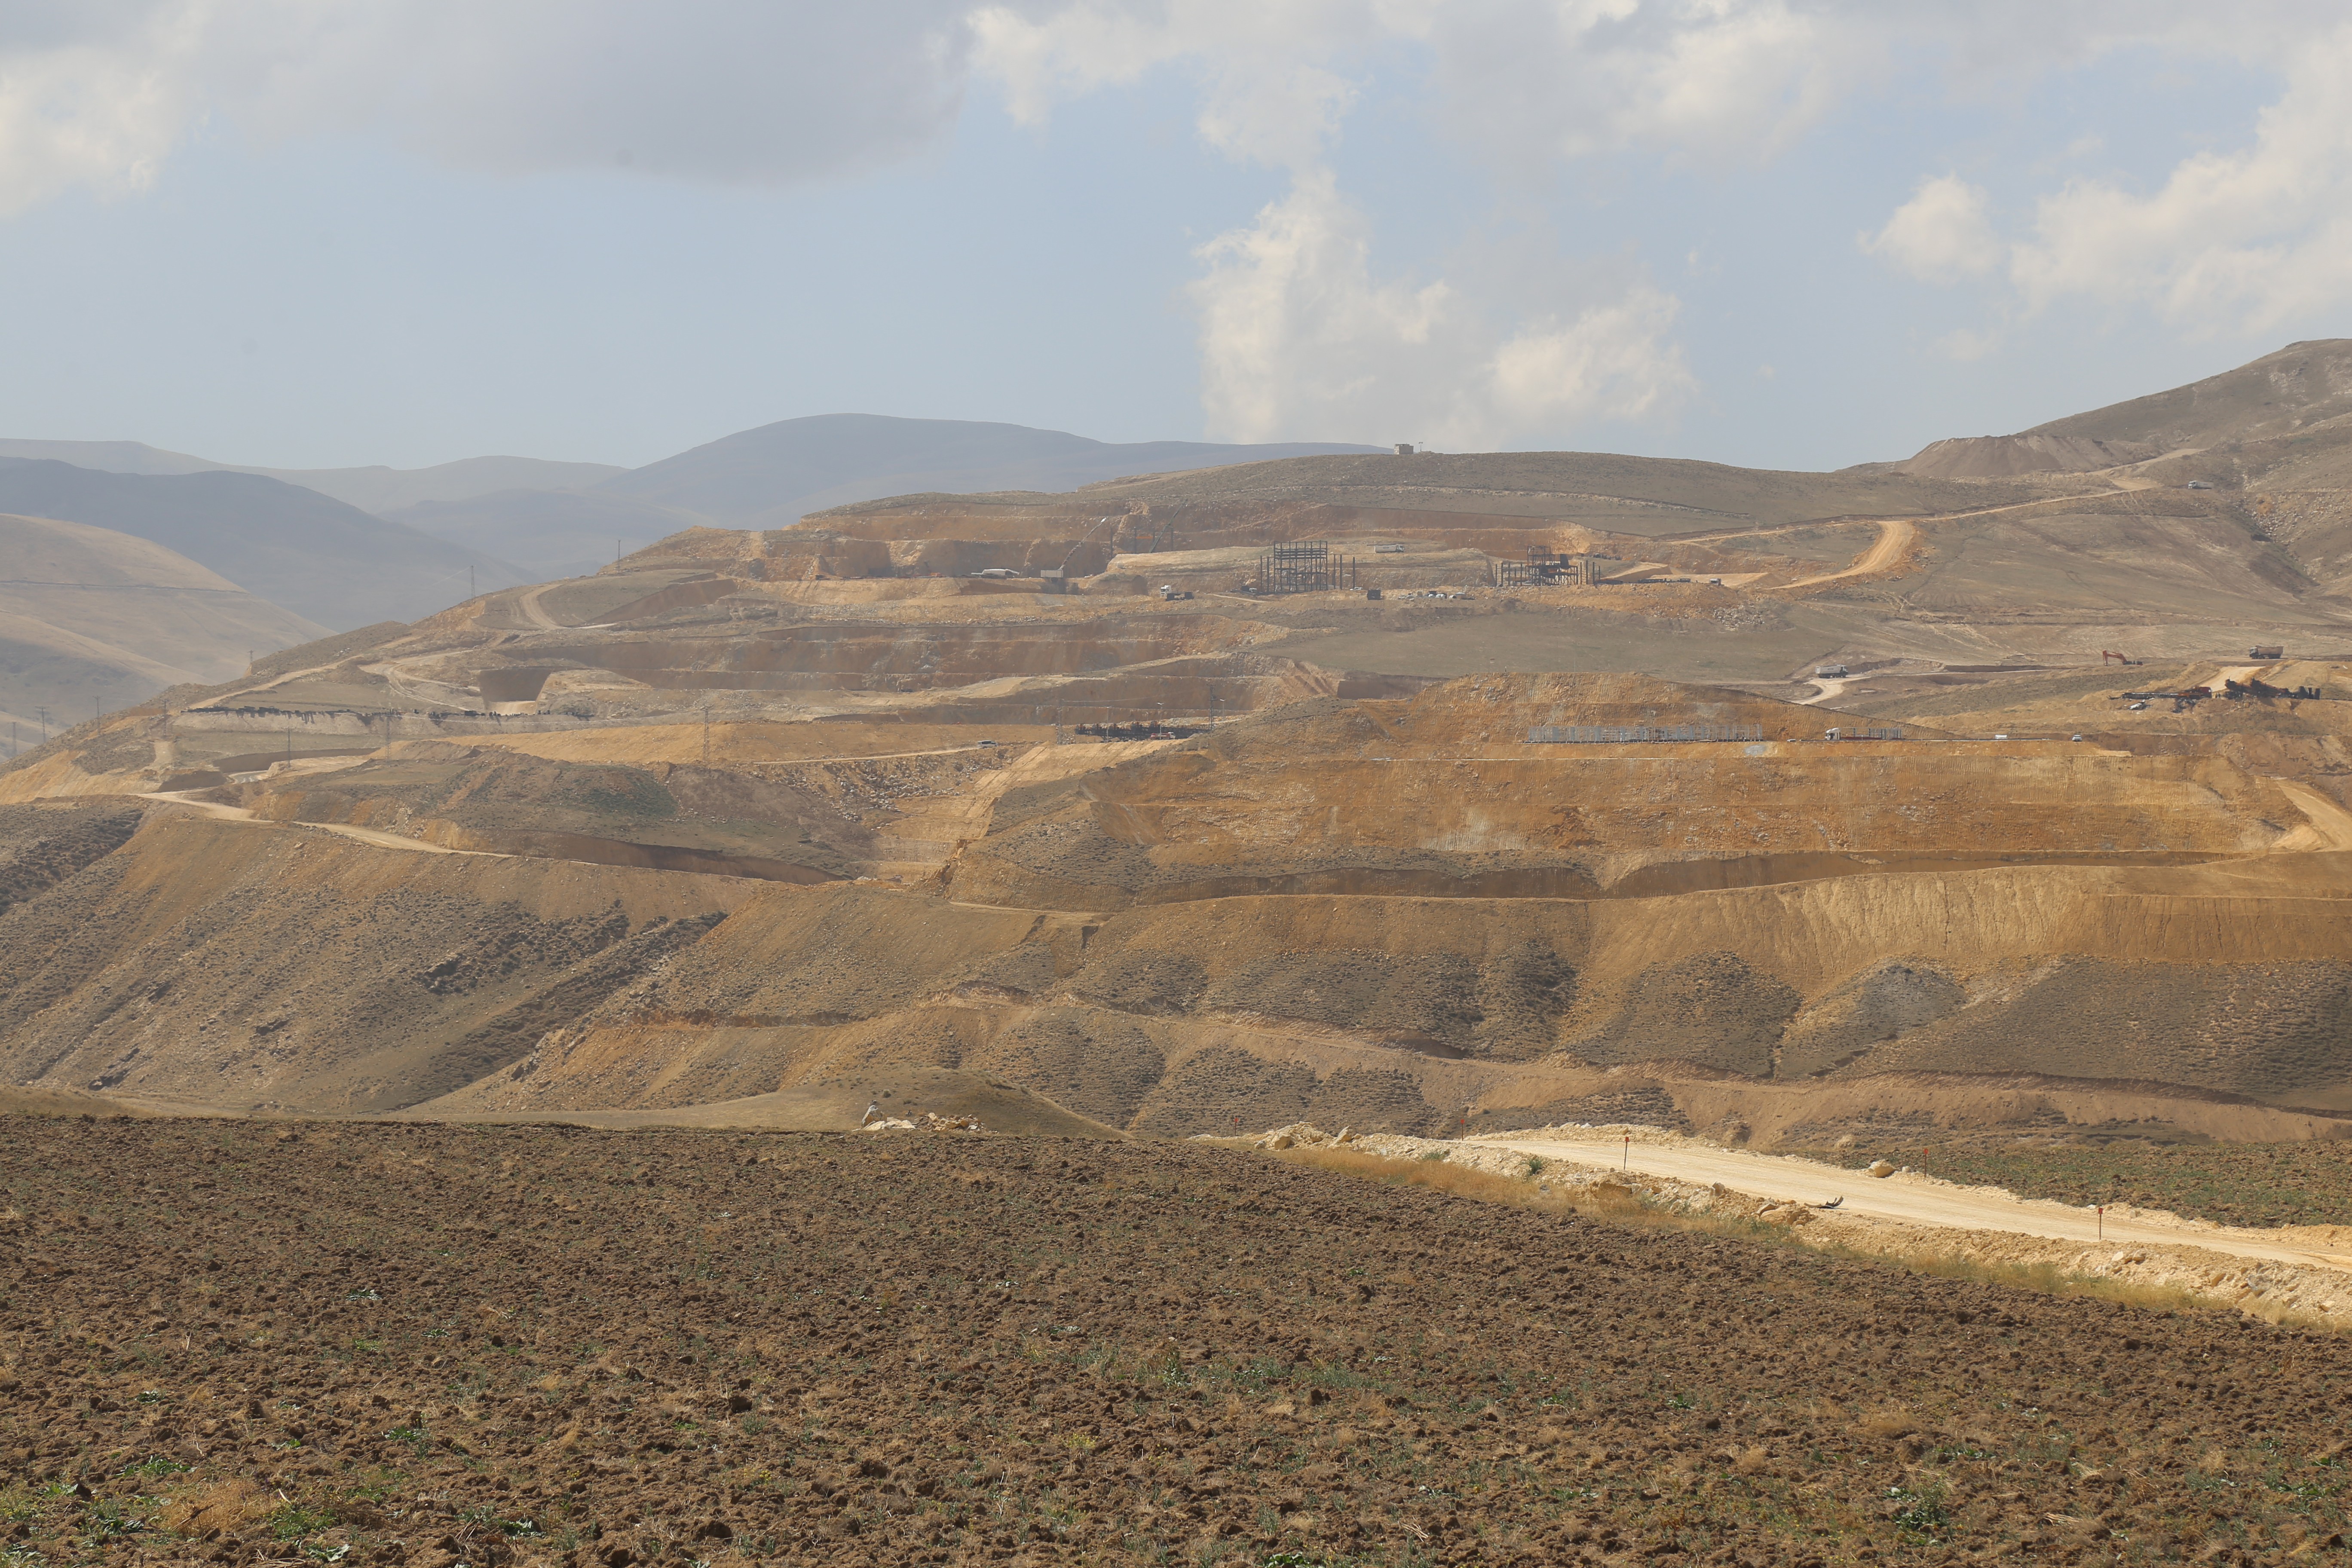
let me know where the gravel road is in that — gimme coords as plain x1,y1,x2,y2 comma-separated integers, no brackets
1473,1131,2352,1275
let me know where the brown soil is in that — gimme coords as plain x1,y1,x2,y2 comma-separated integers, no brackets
9,1116,2352,1567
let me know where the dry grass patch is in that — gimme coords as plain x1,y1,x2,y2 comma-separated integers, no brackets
1269,1144,1582,1214
160,1478,271,1537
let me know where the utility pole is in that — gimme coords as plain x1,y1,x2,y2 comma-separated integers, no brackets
36,706,49,744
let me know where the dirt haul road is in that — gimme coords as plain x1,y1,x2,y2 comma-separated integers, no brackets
1473,1131,2352,1275
136,790,488,858
1775,517,1918,589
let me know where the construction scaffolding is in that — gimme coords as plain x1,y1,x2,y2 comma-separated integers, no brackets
1528,723,1764,744
1251,540,1355,594
1495,548,1605,588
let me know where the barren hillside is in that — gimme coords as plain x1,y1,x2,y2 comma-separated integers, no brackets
2,343,2349,1152
0,512,328,736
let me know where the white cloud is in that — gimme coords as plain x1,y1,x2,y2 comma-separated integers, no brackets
2007,23,2352,334
1934,326,2001,361
1862,175,2003,283
0,1,976,215
1189,170,1691,447
1488,289,1696,429
971,1,1383,170
14,1,2352,218
975,0,1887,175
1855,18,2352,337
1416,0,1875,175
971,2,2352,183
14,0,2352,440
0,7,206,211
972,1,2352,438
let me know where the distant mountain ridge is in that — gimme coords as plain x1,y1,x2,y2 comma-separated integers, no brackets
0,460,525,631
4,417,1383,580
395,416,1384,576
0,511,328,736
0,441,623,514
597,413,1384,526
0,512,331,738
13,345,2349,613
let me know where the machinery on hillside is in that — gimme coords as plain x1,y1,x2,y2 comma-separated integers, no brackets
2122,687,2215,713
1075,720,1209,741
2101,650,2141,666
2224,675,2322,701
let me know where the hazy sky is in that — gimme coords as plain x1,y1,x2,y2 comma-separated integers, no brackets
3,2,2347,472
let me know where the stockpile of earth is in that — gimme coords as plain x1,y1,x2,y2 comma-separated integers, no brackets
5,1116,2350,1565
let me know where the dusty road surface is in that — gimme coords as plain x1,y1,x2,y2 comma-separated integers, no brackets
1775,517,1919,589
1473,1131,2352,1275
136,791,487,858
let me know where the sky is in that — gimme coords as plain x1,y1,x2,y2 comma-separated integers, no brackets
2,2,2349,473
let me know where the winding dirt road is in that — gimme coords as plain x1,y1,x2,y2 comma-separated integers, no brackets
1774,517,1918,588
1471,1131,2352,1274
138,790,484,858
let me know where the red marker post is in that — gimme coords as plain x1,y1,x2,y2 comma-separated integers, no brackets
1623,1132,1631,1172
2098,1206,2106,1241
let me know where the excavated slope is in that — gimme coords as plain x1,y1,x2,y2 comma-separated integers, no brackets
0,812,753,1112
1896,433,2160,478
419,852,2352,1137
9,348,2352,1144
6,667,2352,1137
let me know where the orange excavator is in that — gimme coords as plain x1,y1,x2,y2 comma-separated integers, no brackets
2101,650,2141,666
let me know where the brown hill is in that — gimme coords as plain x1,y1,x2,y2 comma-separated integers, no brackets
0,511,328,735
1893,339,2352,481
1896,432,2160,478
6,346,2352,1148
2031,338,2352,450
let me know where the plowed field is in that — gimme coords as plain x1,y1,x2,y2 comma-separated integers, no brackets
5,1118,2350,1566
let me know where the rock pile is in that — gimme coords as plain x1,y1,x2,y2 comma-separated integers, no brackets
859,1111,988,1134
